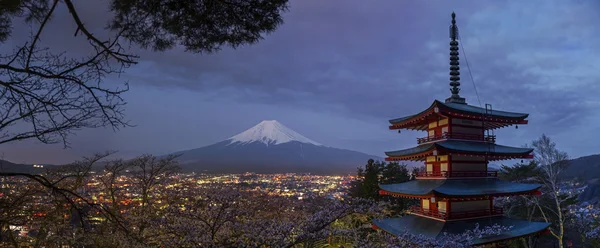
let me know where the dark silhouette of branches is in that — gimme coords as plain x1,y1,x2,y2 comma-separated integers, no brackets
0,0,288,245
0,0,288,147
109,0,289,52
0,0,134,147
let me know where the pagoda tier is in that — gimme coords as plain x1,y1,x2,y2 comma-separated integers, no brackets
373,12,549,245
373,215,550,246
389,100,529,131
379,178,541,198
385,140,533,162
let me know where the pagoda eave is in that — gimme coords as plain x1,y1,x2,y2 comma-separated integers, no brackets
433,189,543,198
379,188,542,199
386,153,533,162
379,179,542,198
385,140,534,162
445,153,534,161
372,215,550,246
388,100,529,131
389,118,528,131
385,153,430,162
388,110,444,131
379,189,433,199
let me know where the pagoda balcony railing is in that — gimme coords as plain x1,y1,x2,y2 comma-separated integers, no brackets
446,207,504,219
415,170,498,178
409,206,504,220
409,206,447,219
417,132,496,144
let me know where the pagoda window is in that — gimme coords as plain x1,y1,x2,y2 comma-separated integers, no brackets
439,118,449,126
441,126,448,134
428,130,435,137
429,121,438,129
441,162,448,172
422,199,430,210
438,201,447,213
426,163,433,173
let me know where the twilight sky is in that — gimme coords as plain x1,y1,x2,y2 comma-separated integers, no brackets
2,0,600,164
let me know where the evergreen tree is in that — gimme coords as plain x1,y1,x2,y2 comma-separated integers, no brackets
349,159,412,215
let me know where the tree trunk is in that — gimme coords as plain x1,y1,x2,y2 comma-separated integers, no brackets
555,190,564,248
558,237,563,248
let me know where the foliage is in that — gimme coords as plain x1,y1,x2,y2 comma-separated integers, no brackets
531,134,574,248
0,2,290,243
349,223,512,248
571,208,600,247
499,160,540,183
0,154,518,247
0,154,379,247
350,159,411,199
499,134,585,248
349,159,412,215
108,0,289,53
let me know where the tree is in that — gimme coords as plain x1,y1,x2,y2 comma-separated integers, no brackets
380,162,411,184
348,222,512,248
498,136,583,248
0,4,290,241
0,152,119,247
350,159,380,199
0,0,289,147
1,152,521,247
498,161,545,248
531,134,573,248
570,208,600,248
350,159,410,200
349,160,412,217
1,153,386,247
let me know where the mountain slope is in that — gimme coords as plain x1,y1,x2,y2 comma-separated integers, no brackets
579,179,600,205
0,160,54,173
563,154,600,181
170,120,381,174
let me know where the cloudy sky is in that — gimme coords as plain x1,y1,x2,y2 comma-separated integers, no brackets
2,0,600,164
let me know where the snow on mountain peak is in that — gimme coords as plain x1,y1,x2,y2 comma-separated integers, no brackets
227,120,323,146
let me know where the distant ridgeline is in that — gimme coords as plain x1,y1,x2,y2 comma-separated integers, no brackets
0,160,55,174
562,154,600,181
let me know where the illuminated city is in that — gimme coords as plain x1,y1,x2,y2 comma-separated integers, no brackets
1,171,356,239
1,0,600,247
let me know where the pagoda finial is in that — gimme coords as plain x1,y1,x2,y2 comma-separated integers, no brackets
446,12,466,104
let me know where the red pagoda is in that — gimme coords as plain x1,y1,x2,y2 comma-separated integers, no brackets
372,13,550,246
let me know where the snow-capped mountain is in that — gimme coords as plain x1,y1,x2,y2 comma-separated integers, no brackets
169,120,381,174
227,120,322,146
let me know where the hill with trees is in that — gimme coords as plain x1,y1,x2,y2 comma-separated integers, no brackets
562,154,600,181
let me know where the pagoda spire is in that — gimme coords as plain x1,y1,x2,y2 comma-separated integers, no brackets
446,12,466,104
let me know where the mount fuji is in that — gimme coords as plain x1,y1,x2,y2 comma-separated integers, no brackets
169,120,381,174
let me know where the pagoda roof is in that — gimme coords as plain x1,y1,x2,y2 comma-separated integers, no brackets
389,100,529,131
379,178,541,197
442,101,528,119
385,140,533,161
373,215,550,246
